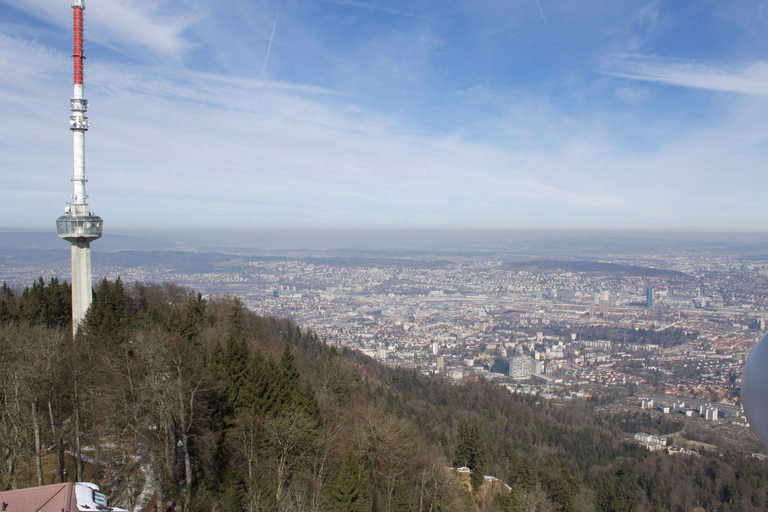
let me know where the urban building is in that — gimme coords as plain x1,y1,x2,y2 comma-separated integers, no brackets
510,355,533,380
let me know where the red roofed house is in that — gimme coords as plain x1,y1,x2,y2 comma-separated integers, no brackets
0,482,126,512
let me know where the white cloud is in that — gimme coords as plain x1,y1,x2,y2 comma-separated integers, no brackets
5,34,763,230
0,0,192,60
4,1,768,230
605,54,768,96
322,0,411,16
0,32,67,94
87,0,193,60
2,46,621,229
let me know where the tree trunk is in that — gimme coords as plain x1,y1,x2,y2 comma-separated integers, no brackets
7,456,16,490
182,431,192,512
32,401,43,486
275,454,287,506
311,446,327,512
48,398,64,483
74,380,83,482
10,377,21,489
154,454,164,512
178,374,196,512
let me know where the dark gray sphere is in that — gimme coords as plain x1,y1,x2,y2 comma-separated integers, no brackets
742,331,768,448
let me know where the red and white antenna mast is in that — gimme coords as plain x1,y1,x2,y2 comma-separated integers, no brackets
57,0,103,336
70,0,88,208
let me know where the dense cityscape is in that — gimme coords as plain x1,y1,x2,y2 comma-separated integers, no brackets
3,240,766,451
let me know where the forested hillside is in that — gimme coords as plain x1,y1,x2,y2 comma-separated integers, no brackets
1,278,767,512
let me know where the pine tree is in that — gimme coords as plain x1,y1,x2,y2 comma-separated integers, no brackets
280,343,301,392
295,381,320,418
49,277,71,327
0,299,11,324
246,470,277,511
19,277,71,328
324,451,371,512
0,281,18,324
177,292,207,340
547,474,576,512
220,482,246,512
268,354,291,415
516,455,537,493
596,478,618,512
20,277,47,324
83,277,127,341
277,343,319,416
454,420,487,493
240,351,288,417
219,338,251,415
245,348,277,415
393,483,411,512
227,297,248,343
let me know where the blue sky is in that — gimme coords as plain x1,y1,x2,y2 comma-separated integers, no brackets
2,0,768,231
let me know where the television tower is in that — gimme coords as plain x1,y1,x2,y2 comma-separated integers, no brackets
56,0,103,336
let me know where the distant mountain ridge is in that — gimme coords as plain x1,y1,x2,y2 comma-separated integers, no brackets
504,259,689,278
4,229,768,258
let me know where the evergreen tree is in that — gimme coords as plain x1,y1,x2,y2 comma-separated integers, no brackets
613,461,639,512
0,282,17,324
246,470,277,512
83,277,127,341
295,381,320,418
19,277,71,328
647,473,665,512
220,482,245,512
277,343,319,417
0,299,12,324
547,475,576,512
227,297,249,343
393,484,411,512
280,343,301,392
515,455,537,493
177,292,207,340
245,348,280,415
324,450,371,512
218,337,252,415
266,354,290,416
455,420,488,493
596,478,618,512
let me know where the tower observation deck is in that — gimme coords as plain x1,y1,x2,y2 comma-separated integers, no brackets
56,0,102,336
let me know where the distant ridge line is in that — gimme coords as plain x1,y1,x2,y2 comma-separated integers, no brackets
504,260,688,278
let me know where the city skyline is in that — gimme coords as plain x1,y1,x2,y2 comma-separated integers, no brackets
2,1,768,231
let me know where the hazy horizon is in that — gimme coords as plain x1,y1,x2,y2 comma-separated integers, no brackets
4,228,768,257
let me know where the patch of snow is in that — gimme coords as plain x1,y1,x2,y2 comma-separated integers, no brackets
132,459,155,512
76,482,128,512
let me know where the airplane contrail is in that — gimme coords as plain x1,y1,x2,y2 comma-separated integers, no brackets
535,0,548,26
258,13,279,92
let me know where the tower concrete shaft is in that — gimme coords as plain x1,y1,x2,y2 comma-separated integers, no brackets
57,0,102,336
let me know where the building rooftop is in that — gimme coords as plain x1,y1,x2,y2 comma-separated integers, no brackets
0,482,126,512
